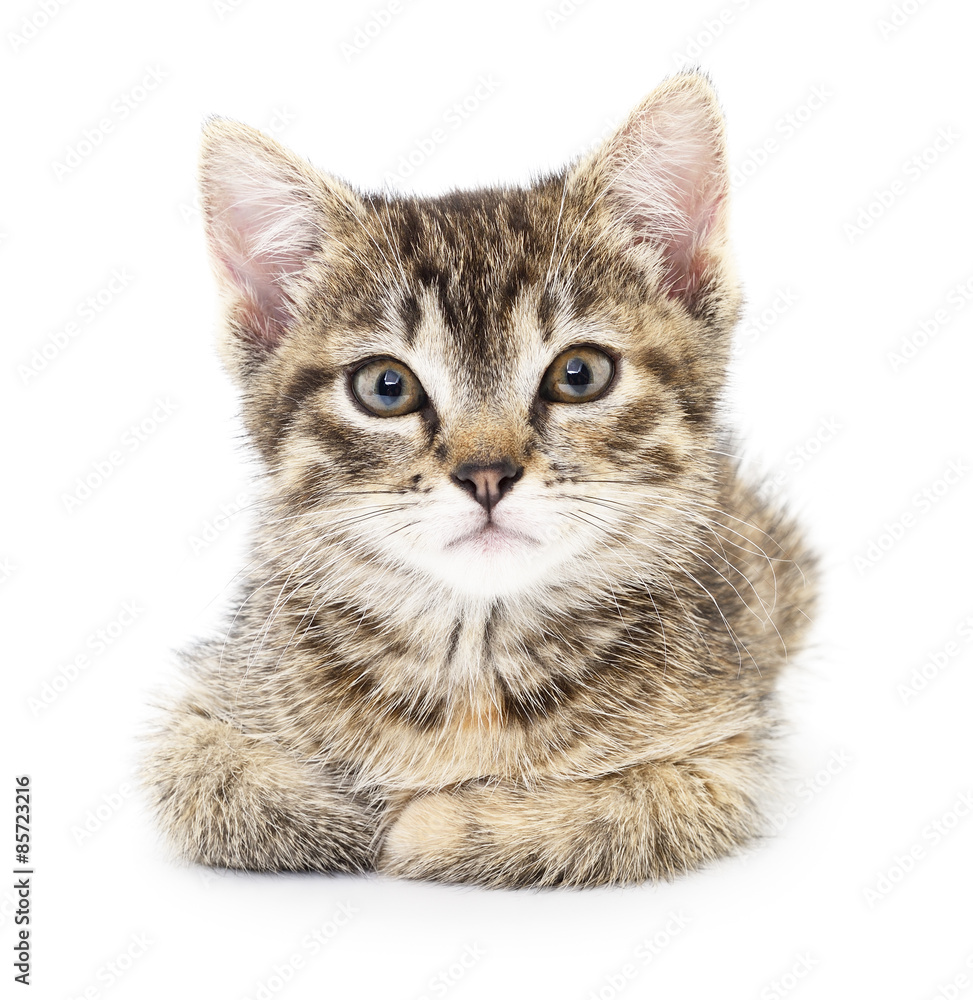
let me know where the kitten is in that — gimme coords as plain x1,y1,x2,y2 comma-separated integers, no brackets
142,72,816,887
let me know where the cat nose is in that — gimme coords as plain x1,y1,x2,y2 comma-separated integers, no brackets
451,459,523,512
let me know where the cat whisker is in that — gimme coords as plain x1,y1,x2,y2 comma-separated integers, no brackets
572,493,778,618
561,499,763,673
577,495,786,652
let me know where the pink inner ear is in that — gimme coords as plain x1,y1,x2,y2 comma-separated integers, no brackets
219,202,307,347
605,88,727,308
204,159,318,352
645,184,724,301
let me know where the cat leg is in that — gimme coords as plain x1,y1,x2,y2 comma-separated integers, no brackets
379,733,767,887
141,693,381,872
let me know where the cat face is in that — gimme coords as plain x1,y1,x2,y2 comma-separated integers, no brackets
199,75,740,602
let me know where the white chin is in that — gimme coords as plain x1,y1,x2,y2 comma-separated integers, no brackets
419,527,556,600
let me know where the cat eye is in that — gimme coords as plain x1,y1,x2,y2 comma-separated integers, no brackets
351,358,426,417
540,346,615,404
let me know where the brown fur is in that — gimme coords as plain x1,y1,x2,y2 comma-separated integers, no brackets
141,73,816,887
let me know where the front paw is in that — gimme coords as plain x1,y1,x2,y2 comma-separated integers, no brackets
377,759,759,888
379,791,476,882
378,785,573,888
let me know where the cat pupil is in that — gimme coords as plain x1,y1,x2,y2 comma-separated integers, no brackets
379,369,403,398
565,357,591,386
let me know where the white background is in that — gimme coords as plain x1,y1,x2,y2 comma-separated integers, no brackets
4,0,973,998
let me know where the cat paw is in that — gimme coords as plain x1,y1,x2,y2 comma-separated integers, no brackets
378,786,571,887
142,698,378,872
379,792,474,881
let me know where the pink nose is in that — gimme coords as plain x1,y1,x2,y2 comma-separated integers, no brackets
451,460,523,512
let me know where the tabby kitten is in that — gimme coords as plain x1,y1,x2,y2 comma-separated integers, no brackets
143,73,816,887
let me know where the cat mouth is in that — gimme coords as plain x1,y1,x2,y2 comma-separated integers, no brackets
445,523,539,553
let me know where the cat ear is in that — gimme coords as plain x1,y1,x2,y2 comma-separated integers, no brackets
574,74,731,311
198,119,355,356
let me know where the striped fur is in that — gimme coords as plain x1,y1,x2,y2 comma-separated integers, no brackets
142,73,816,887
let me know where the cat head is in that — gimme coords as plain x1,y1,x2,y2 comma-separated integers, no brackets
198,73,740,604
